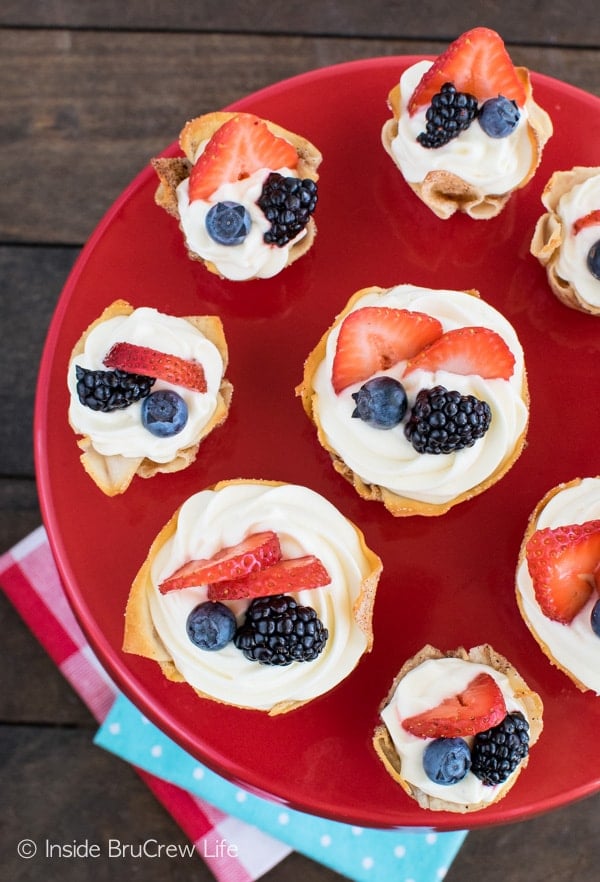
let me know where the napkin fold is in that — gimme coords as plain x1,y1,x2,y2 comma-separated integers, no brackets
1,526,468,882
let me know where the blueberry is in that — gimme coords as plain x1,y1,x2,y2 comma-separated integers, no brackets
186,601,236,651
591,600,600,637
351,377,407,428
423,738,471,785
141,390,188,437
478,96,520,138
587,240,600,280
206,201,251,245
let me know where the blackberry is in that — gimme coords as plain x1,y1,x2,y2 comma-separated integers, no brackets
257,173,318,246
404,385,492,455
417,82,479,149
234,594,328,666
75,365,155,412
471,712,530,786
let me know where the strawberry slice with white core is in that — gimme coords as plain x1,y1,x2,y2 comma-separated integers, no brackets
159,531,281,594
403,326,515,380
331,307,443,394
525,519,600,623
103,342,207,393
401,672,507,739
207,555,331,601
573,210,600,236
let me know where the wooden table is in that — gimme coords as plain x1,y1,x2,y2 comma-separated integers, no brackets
2,4,599,880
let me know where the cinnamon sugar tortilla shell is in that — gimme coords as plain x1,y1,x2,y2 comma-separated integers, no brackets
123,478,382,715
530,167,600,315
382,67,553,220
69,299,233,496
152,111,322,278
372,644,544,813
297,285,529,517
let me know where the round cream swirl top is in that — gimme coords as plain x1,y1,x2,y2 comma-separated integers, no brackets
147,483,375,711
68,307,225,463
552,175,600,309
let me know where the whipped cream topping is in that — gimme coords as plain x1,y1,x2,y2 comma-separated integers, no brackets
380,656,528,805
176,139,306,280
553,175,600,309
389,60,534,194
147,482,375,711
68,307,225,463
311,285,528,506
516,477,600,694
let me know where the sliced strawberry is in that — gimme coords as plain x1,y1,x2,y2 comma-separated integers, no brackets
573,210,600,236
403,326,515,380
159,532,281,594
525,520,600,623
207,555,330,601
402,672,507,739
408,27,527,115
188,113,298,202
331,307,443,394
103,342,207,393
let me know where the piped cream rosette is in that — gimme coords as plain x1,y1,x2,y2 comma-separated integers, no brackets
372,644,543,813
123,479,382,715
67,299,232,496
152,111,322,280
530,167,600,315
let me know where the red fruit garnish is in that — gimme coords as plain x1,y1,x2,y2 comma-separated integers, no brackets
188,113,298,202
525,519,600,623
207,555,330,601
573,210,600,236
402,672,507,739
408,27,527,115
403,326,515,380
331,307,443,394
103,342,207,393
159,532,282,594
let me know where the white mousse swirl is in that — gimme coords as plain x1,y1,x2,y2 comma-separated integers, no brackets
553,175,600,309
68,307,225,463
147,482,376,711
311,285,527,506
380,657,528,805
516,477,600,694
389,60,534,193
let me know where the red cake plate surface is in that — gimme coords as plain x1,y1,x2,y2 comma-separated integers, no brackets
35,57,600,830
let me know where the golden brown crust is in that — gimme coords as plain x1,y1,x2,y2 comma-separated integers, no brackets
372,644,543,813
297,285,529,517
152,111,322,278
382,68,553,220
68,299,233,496
530,167,600,315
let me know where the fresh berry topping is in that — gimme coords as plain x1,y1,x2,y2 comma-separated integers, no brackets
103,342,207,393
588,241,600,280
188,113,298,202
159,532,282,594
408,27,526,115
477,96,521,138
332,307,443,394
186,601,236,651
525,520,600,624
141,390,188,437
417,82,478,148
404,385,492,455
75,365,155,412
422,737,472,785
403,326,515,380
591,600,600,637
257,172,318,246
573,210,600,235
205,201,251,245
234,594,328,666
351,376,408,428
471,712,529,786
402,672,507,739
207,555,330,602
